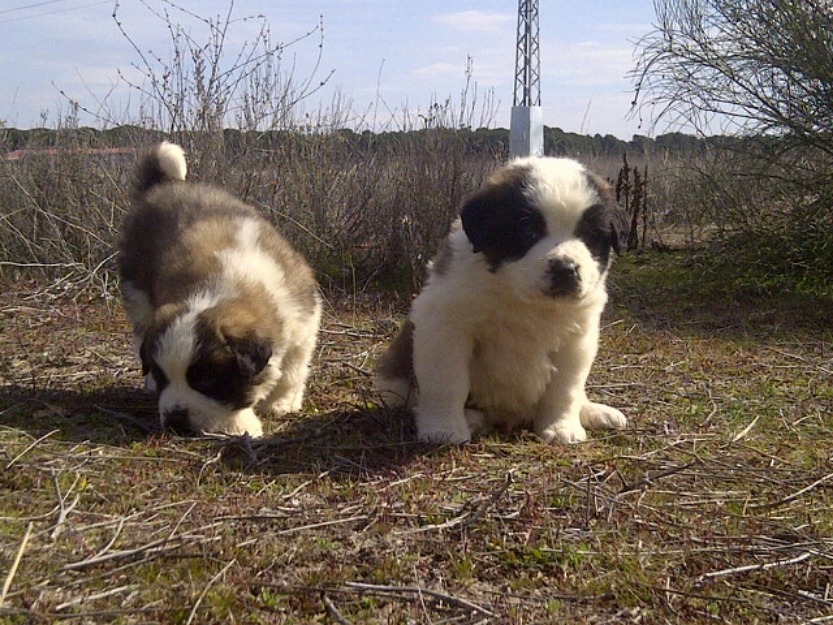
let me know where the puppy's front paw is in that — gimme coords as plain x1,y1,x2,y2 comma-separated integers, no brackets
538,419,588,445
415,407,471,445
267,394,303,417
225,410,264,438
580,401,627,430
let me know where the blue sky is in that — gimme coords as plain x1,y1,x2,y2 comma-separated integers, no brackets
0,0,660,138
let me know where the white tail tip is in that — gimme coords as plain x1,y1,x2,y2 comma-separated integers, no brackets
157,141,187,181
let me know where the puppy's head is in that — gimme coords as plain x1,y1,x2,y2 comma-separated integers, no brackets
460,157,628,301
139,297,276,435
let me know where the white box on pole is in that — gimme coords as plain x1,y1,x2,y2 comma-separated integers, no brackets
509,105,544,157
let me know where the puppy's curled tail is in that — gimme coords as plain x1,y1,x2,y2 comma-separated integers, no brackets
134,141,187,197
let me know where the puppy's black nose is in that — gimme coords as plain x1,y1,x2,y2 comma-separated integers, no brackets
162,408,192,435
547,258,580,295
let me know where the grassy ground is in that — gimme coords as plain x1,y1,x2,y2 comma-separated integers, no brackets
1,250,831,624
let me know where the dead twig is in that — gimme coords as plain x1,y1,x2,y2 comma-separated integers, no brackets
698,551,813,581
4,429,60,470
62,525,222,571
0,522,33,608
55,585,136,611
749,471,833,511
322,593,354,625
397,473,513,535
50,471,82,541
185,559,236,625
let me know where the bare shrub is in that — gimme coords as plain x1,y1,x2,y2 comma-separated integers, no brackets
666,143,833,292
0,128,132,289
631,0,833,290
218,129,499,291
0,3,502,293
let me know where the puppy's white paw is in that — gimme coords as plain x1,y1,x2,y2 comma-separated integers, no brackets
538,419,588,445
415,408,471,445
268,394,303,417
580,401,627,430
224,411,264,438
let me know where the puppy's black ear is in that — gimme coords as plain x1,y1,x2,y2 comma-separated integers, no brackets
228,335,272,379
585,170,630,256
460,169,531,255
460,188,498,254
610,206,630,256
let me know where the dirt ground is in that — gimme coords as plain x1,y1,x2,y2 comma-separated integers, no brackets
1,254,832,624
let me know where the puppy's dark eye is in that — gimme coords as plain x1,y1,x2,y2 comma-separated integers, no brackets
190,374,216,394
186,363,219,395
519,220,544,246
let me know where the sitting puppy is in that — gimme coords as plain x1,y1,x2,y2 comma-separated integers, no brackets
118,142,321,437
375,156,628,445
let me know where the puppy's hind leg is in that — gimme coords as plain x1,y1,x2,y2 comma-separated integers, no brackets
374,320,418,409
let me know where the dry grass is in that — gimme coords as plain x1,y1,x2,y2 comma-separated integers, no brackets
1,252,832,624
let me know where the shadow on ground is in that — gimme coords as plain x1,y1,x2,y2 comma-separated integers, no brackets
0,382,425,478
227,406,426,479
0,383,157,444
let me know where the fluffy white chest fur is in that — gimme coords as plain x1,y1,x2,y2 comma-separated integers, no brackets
466,298,603,420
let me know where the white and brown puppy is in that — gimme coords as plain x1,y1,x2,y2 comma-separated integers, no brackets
375,156,628,445
118,142,321,437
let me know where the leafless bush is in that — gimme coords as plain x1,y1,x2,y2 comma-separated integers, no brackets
0,134,132,289
631,0,833,289
0,2,502,293
632,0,833,144
216,129,498,291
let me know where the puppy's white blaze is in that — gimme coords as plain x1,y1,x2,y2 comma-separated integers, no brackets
513,157,596,234
154,288,222,388
157,141,187,181
155,309,199,387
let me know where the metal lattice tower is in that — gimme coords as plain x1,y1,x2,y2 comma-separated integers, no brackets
513,0,540,107
509,0,543,157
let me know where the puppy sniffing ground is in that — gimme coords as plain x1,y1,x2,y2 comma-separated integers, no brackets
118,142,321,437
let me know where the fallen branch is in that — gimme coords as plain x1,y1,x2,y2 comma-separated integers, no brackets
62,526,222,571
322,594,354,625
731,415,760,442
699,551,812,581
55,584,135,611
185,559,236,625
5,429,60,470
